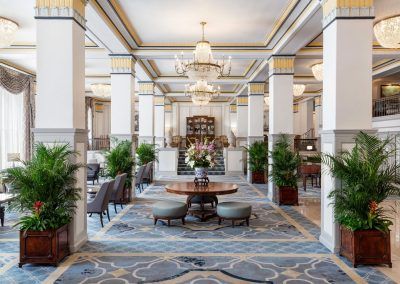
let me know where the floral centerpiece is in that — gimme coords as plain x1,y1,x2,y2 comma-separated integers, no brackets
185,139,216,179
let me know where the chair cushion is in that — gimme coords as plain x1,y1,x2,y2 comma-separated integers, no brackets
152,201,187,218
217,202,252,219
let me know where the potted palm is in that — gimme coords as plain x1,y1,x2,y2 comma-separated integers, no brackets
136,143,157,166
243,141,268,183
104,140,135,202
5,143,82,267
270,134,301,205
323,132,399,267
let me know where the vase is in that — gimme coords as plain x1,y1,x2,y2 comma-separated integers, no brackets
194,167,208,179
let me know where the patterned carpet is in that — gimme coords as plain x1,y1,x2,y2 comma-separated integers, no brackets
0,175,396,283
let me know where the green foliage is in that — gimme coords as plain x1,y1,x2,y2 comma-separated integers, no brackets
269,134,301,188
6,143,82,231
136,143,157,166
243,141,268,173
104,140,135,188
322,132,400,232
304,154,321,164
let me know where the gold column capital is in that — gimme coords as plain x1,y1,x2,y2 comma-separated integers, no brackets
315,96,322,107
138,82,155,95
110,55,136,75
165,104,172,112
268,56,295,76
237,96,248,106
293,103,299,113
248,82,265,96
154,96,165,106
229,104,237,113
321,0,374,27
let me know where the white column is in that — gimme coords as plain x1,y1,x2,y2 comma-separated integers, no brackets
154,95,165,147
320,0,374,252
236,96,248,147
165,101,173,136
34,0,87,252
138,82,155,144
110,55,136,144
299,99,314,136
229,103,237,139
247,82,265,182
268,56,295,201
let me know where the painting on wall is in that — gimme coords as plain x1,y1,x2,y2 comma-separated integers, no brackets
381,84,400,97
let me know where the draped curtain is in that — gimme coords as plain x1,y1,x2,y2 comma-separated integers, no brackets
0,65,35,161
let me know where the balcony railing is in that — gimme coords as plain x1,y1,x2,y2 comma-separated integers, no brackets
88,137,110,151
373,94,400,117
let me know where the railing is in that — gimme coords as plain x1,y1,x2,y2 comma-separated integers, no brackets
294,138,318,152
88,137,110,151
301,128,315,139
373,94,400,117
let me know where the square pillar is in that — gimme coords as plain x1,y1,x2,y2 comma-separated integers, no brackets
110,55,136,145
320,0,374,252
34,0,88,252
247,82,265,182
138,82,155,144
236,96,248,147
267,55,295,201
154,95,165,147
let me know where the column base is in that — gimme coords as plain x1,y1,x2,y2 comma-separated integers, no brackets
223,148,245,175
110,134,138,150
139,136,155,145
155,136,165,148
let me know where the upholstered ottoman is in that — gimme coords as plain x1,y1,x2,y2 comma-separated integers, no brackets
217,202,252,227
152,201,187,226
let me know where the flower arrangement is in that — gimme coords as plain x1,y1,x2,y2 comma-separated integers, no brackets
185,139,216,169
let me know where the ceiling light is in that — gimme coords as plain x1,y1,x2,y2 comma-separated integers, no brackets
175,22,231,81
293,84,306,97
185,80,220,106
374,15,400,48
0,17,18,48
311,63,323,81
91,84,111,98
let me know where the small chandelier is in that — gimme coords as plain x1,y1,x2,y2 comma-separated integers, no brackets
175,22,231,81
91,84,111,98
293,84,306,97
0,17,18,48
185,80,220,106
374,15,400,48
311,63,323,81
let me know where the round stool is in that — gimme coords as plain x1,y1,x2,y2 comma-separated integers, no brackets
152,201,187,226
217,202,252,227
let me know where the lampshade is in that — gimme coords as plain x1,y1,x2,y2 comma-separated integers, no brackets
0,17,18,48
293,84,306,97
91,84,111,98
311,63,323,81
374,15,400,48
194,41,213,63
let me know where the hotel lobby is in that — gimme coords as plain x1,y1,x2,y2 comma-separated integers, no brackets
1,0,400,283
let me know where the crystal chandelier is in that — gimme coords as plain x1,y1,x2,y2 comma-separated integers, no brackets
91,84,111,98
0,17,18,48
293,84,306,97
185,80,220,106
175,22,231,81
311,63,323,81
374,15,400,48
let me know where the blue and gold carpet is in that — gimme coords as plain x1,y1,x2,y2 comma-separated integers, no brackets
0,175,395,283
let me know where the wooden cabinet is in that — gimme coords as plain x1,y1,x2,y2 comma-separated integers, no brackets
186,116,215,144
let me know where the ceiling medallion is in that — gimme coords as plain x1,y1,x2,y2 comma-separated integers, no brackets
175,22,231,81
185,80,220,106
293,84,306,97
91,84,111,98
0,17,18,48
374,15,400,48
311,63,323,81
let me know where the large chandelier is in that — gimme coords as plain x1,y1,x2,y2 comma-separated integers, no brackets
175,22,231,81
374,15,400,48
0,17,18,48
91,84,111,98
185,80,220,106
311,63,323,81
293,84,306,97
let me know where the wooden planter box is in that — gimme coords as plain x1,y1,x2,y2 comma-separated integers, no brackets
278,186,298,206
19,224,69,267
252,172,265,184
340,226,392,268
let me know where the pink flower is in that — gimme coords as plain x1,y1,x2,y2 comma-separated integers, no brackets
33,201,44,215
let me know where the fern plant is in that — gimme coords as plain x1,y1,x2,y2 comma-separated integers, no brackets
322,132,400,232
269,134,300,188
136,143,158,166
243,141,268,173
6,143,82,231
104,139,135,188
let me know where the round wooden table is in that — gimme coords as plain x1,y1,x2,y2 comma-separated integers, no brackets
165,182,238,221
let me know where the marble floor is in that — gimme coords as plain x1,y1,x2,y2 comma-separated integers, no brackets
0,175,397,283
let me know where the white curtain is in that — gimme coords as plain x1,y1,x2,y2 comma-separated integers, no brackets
0,87,24,169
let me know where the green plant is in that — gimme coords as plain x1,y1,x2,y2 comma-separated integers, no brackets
136,143,157,166
304,154,321,164
243,141,268,173
6,143,82,231
322,132,400,232
104,140,135,188
269,134,301,188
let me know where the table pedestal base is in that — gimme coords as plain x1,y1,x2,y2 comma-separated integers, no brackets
187,195,218,222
